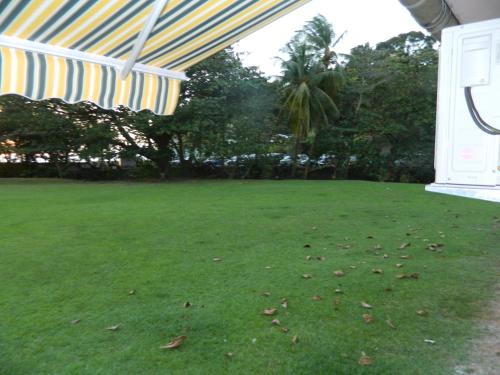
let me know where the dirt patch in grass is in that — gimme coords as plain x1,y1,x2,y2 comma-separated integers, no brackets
455,284,500,375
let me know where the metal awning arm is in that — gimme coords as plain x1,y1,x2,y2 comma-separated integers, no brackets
120,0,170,80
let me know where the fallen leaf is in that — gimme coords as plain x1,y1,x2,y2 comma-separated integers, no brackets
362,314,374,323
265,266,272,269
292,335,299,344
281,327,289,333
316,256,326,261
349,265,357,269
361,301,372,309
400,255,410,259
335,287,343,294
399,242,411,249
359,353,373,366
426,243,445,251
213,257,222,262
303,244,311,248
337,244,352,249
271,319,281,326
263,308,278,316
374,245,383,250
70,319,81,324
302,274,313,279
396,263,403,268
262,291,271,297
417,310,429,316
105,324,120,331
160,335,187,349
334,270,345,277
383,254,389,259
225,352,234,358
396,273,407,279
333,298,341,310
372,268,383,274
281,298,288,309
424,339,435,345
128,289,136,295
385,319,396,329
312,295,322,301
305,255,312,261
184,301,192,308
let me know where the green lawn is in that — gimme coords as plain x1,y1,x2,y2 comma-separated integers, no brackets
0,179,498,374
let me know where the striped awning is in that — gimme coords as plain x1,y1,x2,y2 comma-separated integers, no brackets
0,0,310,115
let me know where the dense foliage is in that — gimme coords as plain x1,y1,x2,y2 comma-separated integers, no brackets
0,16,438,182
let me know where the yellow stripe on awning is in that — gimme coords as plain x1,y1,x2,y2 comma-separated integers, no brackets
0,0,311,115
0,47,181,115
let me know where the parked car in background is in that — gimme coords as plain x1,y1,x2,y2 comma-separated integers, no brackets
203,157,223,168
317,153,336,167
279,154,309,166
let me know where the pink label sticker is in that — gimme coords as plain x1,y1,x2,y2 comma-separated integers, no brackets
461,148,474,160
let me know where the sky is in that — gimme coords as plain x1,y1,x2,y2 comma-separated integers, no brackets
234,0,426,77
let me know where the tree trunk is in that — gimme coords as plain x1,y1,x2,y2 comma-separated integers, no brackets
304,140,315,180
176,133,188,169
157,158,168,179
154,134,173,179
50,153,64,178
291,137,300,178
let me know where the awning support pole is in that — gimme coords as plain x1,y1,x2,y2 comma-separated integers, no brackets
120,0,170,80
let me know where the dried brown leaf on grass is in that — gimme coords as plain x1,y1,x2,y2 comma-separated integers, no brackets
362,314,373,323
160,335,187,349
361,301,372,309
385,319,396,329
263,308,278,316
359,352,373,365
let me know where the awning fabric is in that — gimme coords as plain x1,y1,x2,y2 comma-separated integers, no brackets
0,0,310,115
0,48,182,114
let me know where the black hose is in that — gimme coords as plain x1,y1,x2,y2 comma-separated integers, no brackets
464,87,500,135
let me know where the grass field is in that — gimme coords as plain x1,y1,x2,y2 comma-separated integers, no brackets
0,179,498,374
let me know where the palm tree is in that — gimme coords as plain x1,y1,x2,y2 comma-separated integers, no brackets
280,15,344,178
303,15,346,69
